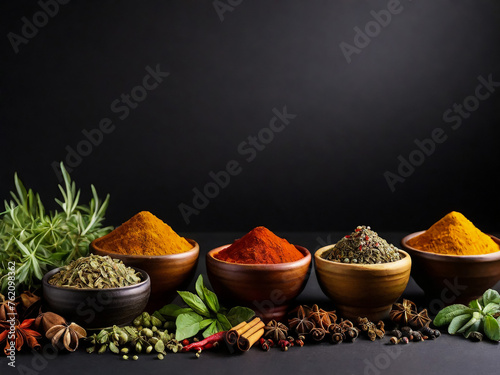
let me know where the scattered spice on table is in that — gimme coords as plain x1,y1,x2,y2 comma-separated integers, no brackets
321,226,401,264
406,211,500,255
214,226,304,264
48,254,142,288
93,211,193,256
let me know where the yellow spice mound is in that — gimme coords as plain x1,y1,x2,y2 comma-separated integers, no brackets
96,211,192,256
407,211,500,255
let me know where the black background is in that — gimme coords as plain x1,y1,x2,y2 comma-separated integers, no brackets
1,0,500,234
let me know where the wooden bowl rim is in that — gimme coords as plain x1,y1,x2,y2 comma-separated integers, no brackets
42,266,151,293
207,244,311,270
91,237,200,260
314,245,411,270
401,231,500,261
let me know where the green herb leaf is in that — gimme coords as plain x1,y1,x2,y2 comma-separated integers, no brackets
433,304,472,326
482,303,500,316
203,286,220,314
202,320,220,338
217,313,232,331
457,312,481,334
482,289,500,306
195,275,205,302
199,319,215,330
177,291,210,317
448,314,473,334
463,320,481,338
484,315,500,341
175,312,203,341
225,306,255,327
469,299,482,311
158,304,193,319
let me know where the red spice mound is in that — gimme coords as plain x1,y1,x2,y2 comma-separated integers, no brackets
215,226,304,264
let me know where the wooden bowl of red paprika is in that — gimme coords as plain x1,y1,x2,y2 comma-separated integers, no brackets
206,227,312,322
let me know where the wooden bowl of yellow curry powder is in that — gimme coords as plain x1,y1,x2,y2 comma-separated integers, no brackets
91,211,199,310
401,211,500,304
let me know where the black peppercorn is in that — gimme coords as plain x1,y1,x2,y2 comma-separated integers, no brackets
412,331,423,342
387,329,402,339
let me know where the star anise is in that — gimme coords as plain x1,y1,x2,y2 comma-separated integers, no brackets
310,327,326,341
46,322,87,352
264,320,288,342
389,299,417,325
34,311,67,333
0,318,42,354
307,304,337,330
408,308,431,330
288,305,315,335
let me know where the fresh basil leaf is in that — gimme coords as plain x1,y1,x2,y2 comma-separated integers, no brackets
158,304,193,319
195,275,205,302
482,289,500,306
217,313,232,331
457,312,481,334
175,312,203,341
202,320,220,338
177,291,210,317
226,306,255,327
433,304,471,326
484,315,500,341
448,314,473,334
483,303,500,315
469,299,482,311
200,319,215,330
203,286,220,314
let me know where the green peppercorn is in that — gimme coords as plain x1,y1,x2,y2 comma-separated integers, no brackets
146,345,153,354
157,353,164,360
122,355,129,360
135,342,142,353
121,347,129,354
132,355,139,361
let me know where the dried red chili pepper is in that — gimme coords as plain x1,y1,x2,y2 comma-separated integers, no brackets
181,331,226,352
0,318,42,355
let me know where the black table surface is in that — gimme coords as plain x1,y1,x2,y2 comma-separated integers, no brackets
2,232,499,375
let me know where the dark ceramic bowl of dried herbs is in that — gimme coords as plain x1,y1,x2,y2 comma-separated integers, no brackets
42,255,151,329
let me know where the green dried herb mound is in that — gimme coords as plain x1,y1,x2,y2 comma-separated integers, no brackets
49,254,142,289
322,226,401,264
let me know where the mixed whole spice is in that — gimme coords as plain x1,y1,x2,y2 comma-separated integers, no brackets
321,226,401,264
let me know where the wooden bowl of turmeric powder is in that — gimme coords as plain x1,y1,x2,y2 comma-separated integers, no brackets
401,211,500,303
90,211,200,310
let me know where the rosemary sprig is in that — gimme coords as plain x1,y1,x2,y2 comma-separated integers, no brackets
0,162,112,293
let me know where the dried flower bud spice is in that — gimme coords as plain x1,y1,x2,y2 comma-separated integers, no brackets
322,226,401,264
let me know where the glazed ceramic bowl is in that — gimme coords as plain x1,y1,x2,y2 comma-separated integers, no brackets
401,232,500,303
206,244,312,322
42,267,150,329
91,238,199,310
314,246,411,321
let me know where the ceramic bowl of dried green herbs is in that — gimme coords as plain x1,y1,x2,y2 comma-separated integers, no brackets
42,255,151,329
314,226,412,321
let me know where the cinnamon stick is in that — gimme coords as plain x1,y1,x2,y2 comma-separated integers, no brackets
237,328,264,352
225,320,247,345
